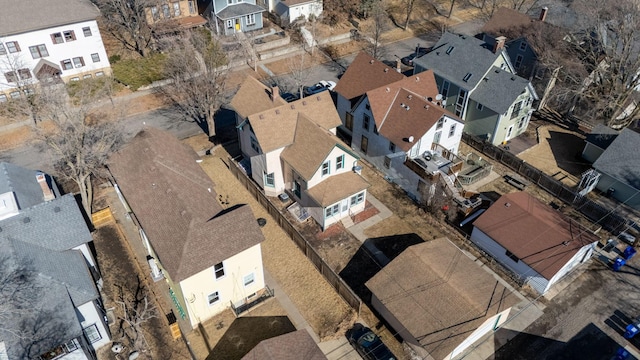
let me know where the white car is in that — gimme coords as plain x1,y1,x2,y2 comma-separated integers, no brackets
304,80,336,96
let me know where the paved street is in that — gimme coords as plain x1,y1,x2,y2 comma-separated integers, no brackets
492,255,640,360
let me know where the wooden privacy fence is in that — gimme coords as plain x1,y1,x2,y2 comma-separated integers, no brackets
462,133,627,232
227,157,362,313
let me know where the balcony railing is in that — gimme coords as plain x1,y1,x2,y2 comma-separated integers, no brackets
230,286,275,317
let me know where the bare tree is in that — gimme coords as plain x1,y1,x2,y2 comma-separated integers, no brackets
287,52,315,99
38,81,124,219
362,0,389,59
161,29,228,139
0,52,42,124
95,0,156,57
114,277,157,355
565,0,640,128
401,0,418,30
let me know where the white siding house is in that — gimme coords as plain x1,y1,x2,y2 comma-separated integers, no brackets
471,192,598,294
0,0,111,100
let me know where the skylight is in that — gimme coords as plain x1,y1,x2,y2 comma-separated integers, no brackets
463,73,472,82
446,46,454,55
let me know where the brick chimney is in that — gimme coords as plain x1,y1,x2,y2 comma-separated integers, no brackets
36,172,55,201
539,6,548,22
493,36,506,53
270,85,280,102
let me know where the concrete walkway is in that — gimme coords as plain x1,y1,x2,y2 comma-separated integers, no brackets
345,194,392,243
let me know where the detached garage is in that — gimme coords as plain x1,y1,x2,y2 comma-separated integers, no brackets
471,192,598,294
365,238,519,360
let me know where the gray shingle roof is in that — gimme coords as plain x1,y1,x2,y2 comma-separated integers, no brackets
586,124,619,150
413,32,502,91
0,162,61,210
241,330,327,360
216,3,265,19
0,194,93,251
0,0,99,36
470,66,532,114
108,127,265,282
593,128,640,190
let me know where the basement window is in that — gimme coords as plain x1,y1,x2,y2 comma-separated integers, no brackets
505,250,520,263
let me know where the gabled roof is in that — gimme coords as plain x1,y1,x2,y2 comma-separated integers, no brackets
247,91,341,153
366,73,462,152
306,171,369,207
414,32,505,91
108,127,265,282
366,238,518,359
592,128,640,190
0,162,61,210
585,124,619,150
334,52,404,101
481,7,538,36
473,192,598,280
0,0,99,36
230,76,287,120
216,3,265,19
280,115,354,180
0,194,93,251
241,330,327,360
470,66,536,114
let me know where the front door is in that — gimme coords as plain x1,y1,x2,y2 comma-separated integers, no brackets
341,199,349,217
235,18,241,31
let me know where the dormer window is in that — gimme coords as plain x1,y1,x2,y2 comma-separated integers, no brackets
321,161,330,176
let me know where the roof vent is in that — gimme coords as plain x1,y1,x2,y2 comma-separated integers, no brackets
407,94,412,100
370,59,375,64
384,68,388,72
23,217,30,223
406,106,410,111
562,241,570,246
259,114,264,119
408,136,414,143
316,96,321,101
415,76,420,81
290,105,295,109
446,46,454,55
463,73,472,82
303,101,307,105
401,103,406,108
424,105,430,109
54,206,61,213
385,87,390,92
275,109,280,114
511,76,516,81
504,202,511,207
427,97,433,102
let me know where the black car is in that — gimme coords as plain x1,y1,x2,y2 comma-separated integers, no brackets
401,47,432,66
280,92,299,102
347,324,397,360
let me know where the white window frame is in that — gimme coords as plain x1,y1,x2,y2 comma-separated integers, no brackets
476,103,483,111
83,324,102,344
350,192,364,206
91,53,100,63
214,262,225,279
321,161,330,176
325,203,340,218
246,13,256,25
243,273,255,287
83,27,92,37
336,155,344,170
207,291,220,305
264,172,275,187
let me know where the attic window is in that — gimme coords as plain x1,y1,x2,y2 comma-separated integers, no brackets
463,73,472,82
446,46,454,55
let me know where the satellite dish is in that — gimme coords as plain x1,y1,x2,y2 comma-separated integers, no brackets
442,100,447,107
408,136,415,143
435,94,443,101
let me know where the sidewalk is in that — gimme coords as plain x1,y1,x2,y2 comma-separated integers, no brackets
345,194,393,242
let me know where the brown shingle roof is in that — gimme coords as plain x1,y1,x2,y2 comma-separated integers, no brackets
248,91,341,153
481,7,537,36
108,127,265,282
241,330,327,360
230,76,286,120
334,52,404,101
366,238,518,359
281,115,345,180
306,172,370,207
473,192,598,280
366,72,461,152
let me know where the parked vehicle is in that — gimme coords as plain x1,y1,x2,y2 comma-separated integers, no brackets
618,231,637,246
401,47,432,66
280,92,299,102
303,80,336,96
346,324,396,360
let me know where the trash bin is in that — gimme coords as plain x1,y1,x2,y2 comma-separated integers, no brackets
615,347,631,360
623,246,637,260
624,324,639,339
613,258,626,271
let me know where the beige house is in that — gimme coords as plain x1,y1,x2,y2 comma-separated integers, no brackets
108,127,268,329
231,76,370,230
366,238,519,359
